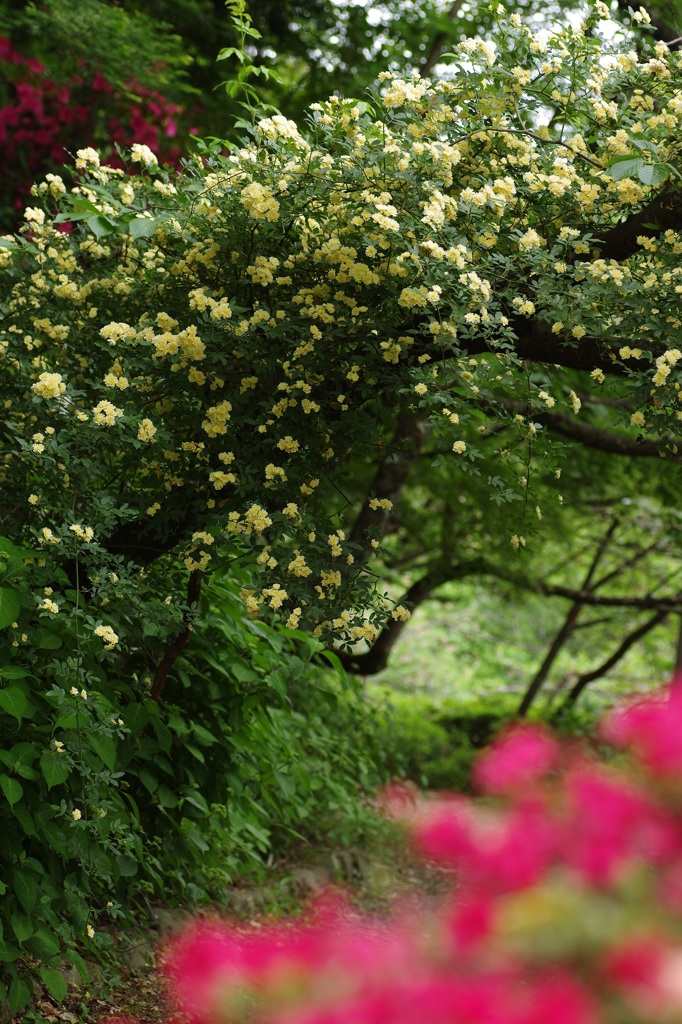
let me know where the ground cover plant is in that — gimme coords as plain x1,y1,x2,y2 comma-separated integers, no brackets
150,685,682,1024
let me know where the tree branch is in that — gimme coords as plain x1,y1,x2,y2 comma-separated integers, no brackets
517,518,619,716
591,190,682,260
419,0,465,78
336,558,487,675
560,609,669,709
539,584,682,611
489,395,682,460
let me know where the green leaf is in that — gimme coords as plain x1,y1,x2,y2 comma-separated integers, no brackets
216,46,246,62
232,661,258,683
13,870,37,914
86,214,116,239
0,941,21,962
182,791,209,814
89,732,117,772
64,949,89,983
12,804,36,836
0,685,28,723
138,768,158,794
153,719,172,754
157,784,178,808
35,629,62,650
40,750,71,789
39,967,68,1003
29,926,60,960
128,216,157,239
629,137,658,154
185,743,205,764
274,770,296,797
605,156,644,180
0,774,22,807
8,977,31,1013
192,723,218,746
0,587,20,629
0,666,30,680
123,702,149,737
638,162,669,186
11,913,32,944
116,854,139,877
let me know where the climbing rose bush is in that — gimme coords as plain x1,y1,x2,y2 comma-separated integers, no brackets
3,0,682,653
154,687,682,1024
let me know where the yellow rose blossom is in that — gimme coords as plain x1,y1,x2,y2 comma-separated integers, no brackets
94,624,119,649
32,372,66,399
137,418,157,442
93,400,123,426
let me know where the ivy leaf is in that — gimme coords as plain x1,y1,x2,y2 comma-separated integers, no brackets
0,587,20,629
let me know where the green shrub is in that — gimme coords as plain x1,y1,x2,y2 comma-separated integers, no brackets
0,555,393,1014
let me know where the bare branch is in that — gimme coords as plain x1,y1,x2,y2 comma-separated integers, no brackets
561,609,669,708
518,518,618,716
539,584,682,611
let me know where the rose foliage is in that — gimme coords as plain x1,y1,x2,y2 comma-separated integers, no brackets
153,687,682,1024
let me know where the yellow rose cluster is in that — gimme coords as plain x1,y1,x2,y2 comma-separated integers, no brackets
3,4,682,645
